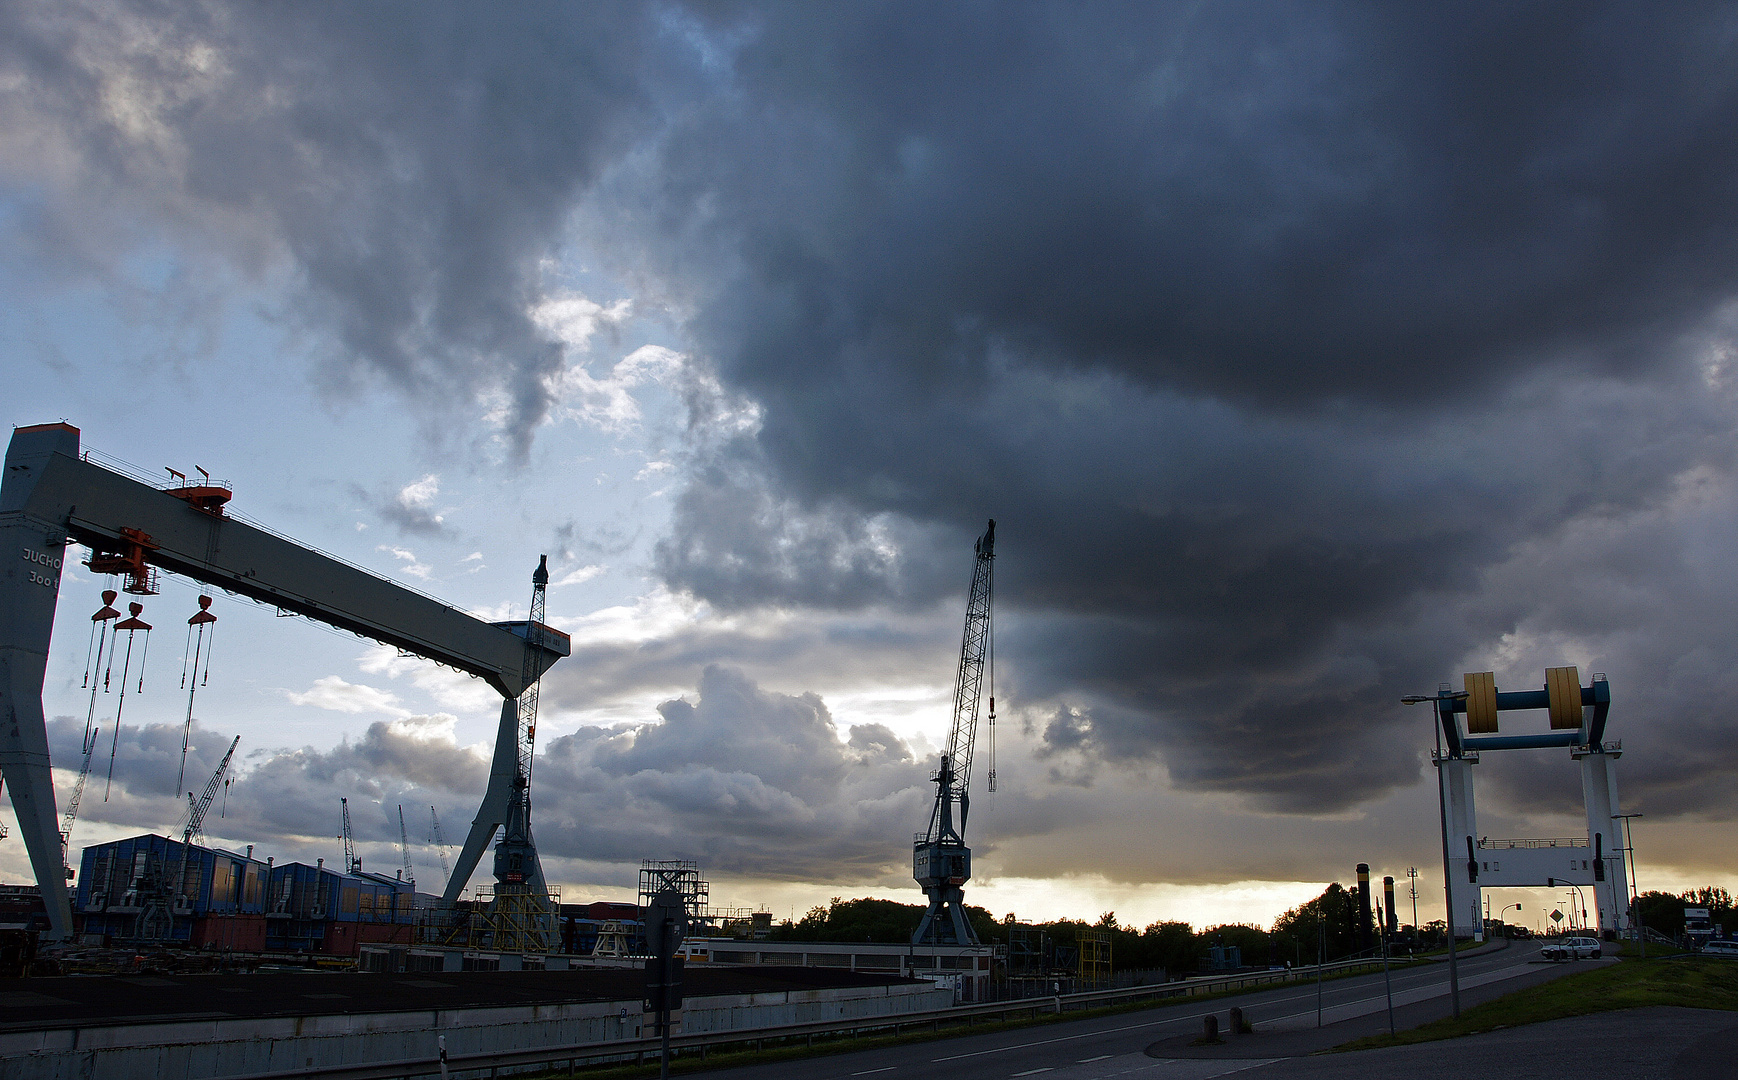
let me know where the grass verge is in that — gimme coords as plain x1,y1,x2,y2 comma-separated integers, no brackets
1334,956,1738,1052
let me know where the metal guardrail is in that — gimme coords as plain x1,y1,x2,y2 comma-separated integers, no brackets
235,954,1417,1080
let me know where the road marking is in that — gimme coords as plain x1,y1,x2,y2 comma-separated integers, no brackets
931,1015,1186,1061
1078,1055,1113,1062
852,1069,897,1076
925,949,1540,1065
1254,960,1542,1031
1011,1070,1053,1077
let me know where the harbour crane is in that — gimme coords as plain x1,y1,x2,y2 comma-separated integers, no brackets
185,735,239,847
481,558,549,881
912,520,996,946
57,724,99,878
341,797,361,874
445,557,554,902
430,806,452,892
397,805,416,888
138,734,239,940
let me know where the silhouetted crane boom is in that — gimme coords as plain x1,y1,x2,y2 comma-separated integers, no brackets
186,735,239,845
913,519,995,946
341,797,359,874
397,805,415,888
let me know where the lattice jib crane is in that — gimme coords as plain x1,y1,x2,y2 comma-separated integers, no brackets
137,734,238,940
517,556,549,797
341,797,360,874
913,519,995,947
397,805,416,888
58,724,100,878
185,735,239,846
430,806,452,891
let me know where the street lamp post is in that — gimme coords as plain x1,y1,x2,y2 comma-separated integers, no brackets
1615,812,1644,958
1407,867,1419,941
1404,686,1467,1018
1565,884,1588,932
1500,903,1521,940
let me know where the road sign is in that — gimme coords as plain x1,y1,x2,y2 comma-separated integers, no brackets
644,956,685,1012
644,886,687,958
1550,909,1563,923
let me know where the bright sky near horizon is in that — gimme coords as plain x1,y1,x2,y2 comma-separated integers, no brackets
3,2,1737,934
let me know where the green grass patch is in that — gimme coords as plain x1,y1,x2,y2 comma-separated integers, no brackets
1335,956,1738,1052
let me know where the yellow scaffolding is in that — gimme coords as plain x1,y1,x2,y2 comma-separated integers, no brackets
466,883,560,954
1077,928,1112,988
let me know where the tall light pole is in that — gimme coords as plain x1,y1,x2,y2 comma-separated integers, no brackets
1404,686,1467,1018
1615,812,1644,957
1565,884,1588,931
1407,866,1419,934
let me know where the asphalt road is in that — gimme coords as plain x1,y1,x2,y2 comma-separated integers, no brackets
692,941,1736,1080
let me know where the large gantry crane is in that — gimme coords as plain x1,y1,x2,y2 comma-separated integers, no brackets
913,519,995,947
0,423,569,939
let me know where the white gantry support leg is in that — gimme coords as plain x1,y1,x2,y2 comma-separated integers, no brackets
444,697,520,903
1579,747,1628,934
1440,756,1484,942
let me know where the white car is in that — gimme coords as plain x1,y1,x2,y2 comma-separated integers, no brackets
1700,940,1738,959
1540,936,1602,961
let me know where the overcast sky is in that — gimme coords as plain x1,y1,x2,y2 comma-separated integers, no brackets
4,1,1736,933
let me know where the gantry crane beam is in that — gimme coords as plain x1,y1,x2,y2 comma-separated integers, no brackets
0,423,570,938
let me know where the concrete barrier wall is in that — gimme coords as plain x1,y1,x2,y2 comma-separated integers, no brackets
0,982,952,1080
682,981,951,1035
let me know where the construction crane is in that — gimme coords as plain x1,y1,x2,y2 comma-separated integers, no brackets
341,797,361,874
185,735,239,847
443,555,566,904
518,556,548,795
138,734,238,939
913,519,996,947
57,724,99,878
430,806,452,892
479,557,549,908
397,805,416,888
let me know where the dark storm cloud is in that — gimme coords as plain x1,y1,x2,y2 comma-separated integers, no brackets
630,3,1738,814
54,670,930,884
0,0,678,455
14,2,1738,821
529,666,927,877
51,714,483,845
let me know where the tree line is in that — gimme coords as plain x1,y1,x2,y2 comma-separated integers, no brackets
1635,886,1735,937
768,895,1307,976
765,884,1737,974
